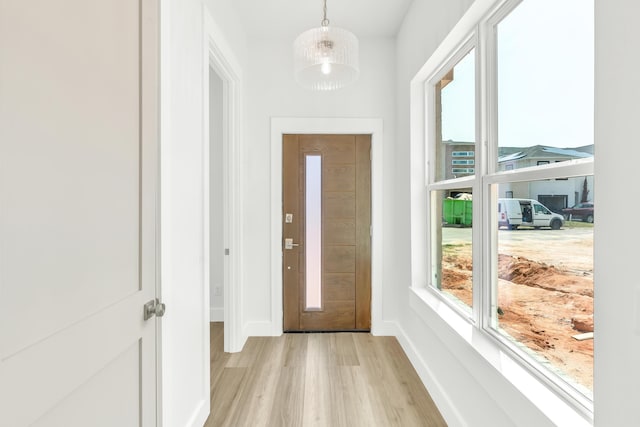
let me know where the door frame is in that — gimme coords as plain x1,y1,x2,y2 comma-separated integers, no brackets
203,9,244,353
270,118,384,336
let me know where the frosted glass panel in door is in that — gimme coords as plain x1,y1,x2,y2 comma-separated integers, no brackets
305,155,322,310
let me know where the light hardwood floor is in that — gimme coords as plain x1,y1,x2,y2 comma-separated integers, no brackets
205,323,447,427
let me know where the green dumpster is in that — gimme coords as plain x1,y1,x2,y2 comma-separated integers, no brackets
443,198,472,226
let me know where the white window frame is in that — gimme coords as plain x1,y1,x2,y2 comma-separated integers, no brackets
409,0,594,424
425,34,480,321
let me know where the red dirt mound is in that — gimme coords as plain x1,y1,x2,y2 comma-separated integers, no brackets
441,249,593,390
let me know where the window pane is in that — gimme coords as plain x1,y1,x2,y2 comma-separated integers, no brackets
492,177,593,394
496,0,594,171
305,155,322,310
434,48,476,182
431,189,473,313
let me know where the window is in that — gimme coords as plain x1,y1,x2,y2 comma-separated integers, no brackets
492,178,593,394
434,47,476,183
452,159,475,165
415,0,594,416
452,151,475,157
451,168,475,174
491,0,594,400
496,1,593,172
434,189,474,313
429,44,477,312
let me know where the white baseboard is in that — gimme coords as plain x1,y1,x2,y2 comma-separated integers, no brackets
243,321,276,337
184,398,209,427
209,307,224,322
393,322,466,427
371,320,399,336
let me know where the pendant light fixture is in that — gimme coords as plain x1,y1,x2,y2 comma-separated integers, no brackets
293,0,359,91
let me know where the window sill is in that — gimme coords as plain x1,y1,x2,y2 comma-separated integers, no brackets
409,286,592,427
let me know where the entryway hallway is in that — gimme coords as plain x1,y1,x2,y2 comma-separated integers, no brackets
205,323,447,426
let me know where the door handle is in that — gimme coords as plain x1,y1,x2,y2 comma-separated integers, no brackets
284,238,300,250
143,298,166,321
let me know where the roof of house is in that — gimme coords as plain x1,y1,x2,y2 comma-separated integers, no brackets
498,144,594,163
440,141,594,162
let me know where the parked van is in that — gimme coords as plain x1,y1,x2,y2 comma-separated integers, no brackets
498,198,564,230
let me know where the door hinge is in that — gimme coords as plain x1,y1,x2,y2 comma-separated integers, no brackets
144,298,166,321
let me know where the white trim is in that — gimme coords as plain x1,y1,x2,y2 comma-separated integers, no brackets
204,8,245,353
484,158,594,185
270,118,384,336
183,400,208,427
199,71,212,427
209,307,224,322
158,2,170,426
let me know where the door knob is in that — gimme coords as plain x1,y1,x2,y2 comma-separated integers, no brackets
284,238,300,250
143,298,166,320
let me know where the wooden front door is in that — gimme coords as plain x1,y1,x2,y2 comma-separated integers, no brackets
283,134,371,331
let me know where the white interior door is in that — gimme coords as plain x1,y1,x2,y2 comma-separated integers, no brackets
0,0,159,425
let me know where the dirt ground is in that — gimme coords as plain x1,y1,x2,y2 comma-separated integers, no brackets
441,228,593,391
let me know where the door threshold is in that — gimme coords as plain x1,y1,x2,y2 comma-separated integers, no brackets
284,329,371,334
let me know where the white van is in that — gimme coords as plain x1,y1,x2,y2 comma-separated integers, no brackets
498,198,564,230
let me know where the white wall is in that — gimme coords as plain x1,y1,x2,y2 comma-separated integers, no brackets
161,0,209,424
241,35,398,333
594,0,640,424
209,68,224,321
161,0,247,426
203,0,249,65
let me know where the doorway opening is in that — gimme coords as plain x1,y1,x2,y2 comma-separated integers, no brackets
204,12,244,353
208,68,225,324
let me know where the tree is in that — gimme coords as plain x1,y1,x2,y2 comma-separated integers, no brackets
581,177,589,203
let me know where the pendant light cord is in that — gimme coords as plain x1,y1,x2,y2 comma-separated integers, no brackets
321,0,330,27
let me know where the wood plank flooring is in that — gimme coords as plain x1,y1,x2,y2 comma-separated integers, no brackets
205,323,447,427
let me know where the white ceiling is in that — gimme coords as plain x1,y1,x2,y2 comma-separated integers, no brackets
230,0,414,38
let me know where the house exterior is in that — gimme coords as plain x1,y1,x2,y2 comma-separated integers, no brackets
443,140,476,179
498,144,595,212
498,144,594,170
441,142,595,213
